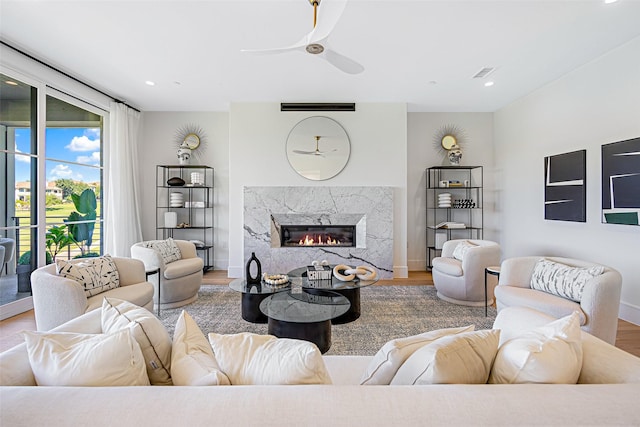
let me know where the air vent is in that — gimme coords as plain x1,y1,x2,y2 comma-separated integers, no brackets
472,67,495,79
281,102,356,112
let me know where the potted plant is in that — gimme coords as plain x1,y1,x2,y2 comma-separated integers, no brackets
16,224,72,292
65,189,99,258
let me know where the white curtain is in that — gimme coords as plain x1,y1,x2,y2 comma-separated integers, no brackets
104,102,143,256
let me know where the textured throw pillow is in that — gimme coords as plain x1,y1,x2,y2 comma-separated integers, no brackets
360,325,475,385
102,298,173,385
530,258,605,302
56,255,120,297
171,311,230,386
390,329,500,385
143,238,182,264
208,332,332,385
452,240,477,261
23,329,149,386
489,312,583,384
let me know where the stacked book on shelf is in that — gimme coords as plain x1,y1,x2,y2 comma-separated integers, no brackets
428,221,467,229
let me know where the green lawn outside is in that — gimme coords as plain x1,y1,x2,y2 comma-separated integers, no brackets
13,201,103,261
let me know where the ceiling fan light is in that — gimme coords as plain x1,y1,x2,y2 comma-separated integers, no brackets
306,43,325,54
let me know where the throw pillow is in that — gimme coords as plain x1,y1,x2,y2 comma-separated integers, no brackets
390,329,500,385
102,297,173,385
530,258,605,302
23,329,149,386
56,255,120,297
172,311,230,386
360,325,475,385
142,238,182,264
452,240,477,261
208,332,332,385
489,311,583,384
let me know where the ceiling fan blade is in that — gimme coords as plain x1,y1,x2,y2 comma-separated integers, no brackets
308,0,348,44
323,47,364,74
293,149,316,155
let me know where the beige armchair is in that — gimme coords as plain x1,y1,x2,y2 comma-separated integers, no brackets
131,239,203,310
432,239,501,307
495,256,622,344
31,257,154,331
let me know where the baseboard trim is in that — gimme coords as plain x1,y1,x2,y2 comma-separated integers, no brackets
393,265,408,279
0,297,34,321
619,301,640,326
227,266,243,278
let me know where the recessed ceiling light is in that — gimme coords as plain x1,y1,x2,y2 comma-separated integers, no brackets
604,0,618,4
4,80,18,86
145,81,155,86
484,81,494,87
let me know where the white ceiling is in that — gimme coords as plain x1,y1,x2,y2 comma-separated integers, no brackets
1,0,640,112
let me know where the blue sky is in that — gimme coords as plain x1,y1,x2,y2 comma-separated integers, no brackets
14,127,101,183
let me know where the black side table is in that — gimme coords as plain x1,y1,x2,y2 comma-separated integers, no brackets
145,267,161,316
484,266,501,317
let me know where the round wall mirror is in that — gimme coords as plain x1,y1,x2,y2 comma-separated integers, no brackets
286,116,351,181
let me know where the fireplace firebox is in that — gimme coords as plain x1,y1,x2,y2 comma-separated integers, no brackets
281,225,356,247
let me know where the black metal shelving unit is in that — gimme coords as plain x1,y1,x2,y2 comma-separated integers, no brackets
426,166,483,270
156,165,214,271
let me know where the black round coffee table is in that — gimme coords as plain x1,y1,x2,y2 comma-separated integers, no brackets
228,278,290,323
259,289,350,353
287,266,378,324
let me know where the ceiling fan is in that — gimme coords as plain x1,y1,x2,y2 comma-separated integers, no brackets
293,136,338,156
241,0,364,75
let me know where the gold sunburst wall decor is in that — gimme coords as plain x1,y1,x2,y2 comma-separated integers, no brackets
174,124,208,163
433,124,467,165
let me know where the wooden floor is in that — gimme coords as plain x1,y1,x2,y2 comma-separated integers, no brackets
2,270,639,357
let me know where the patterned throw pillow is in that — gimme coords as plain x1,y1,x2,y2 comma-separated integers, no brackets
530,259,605,302
56,255,120,297
452,240,477,261
143,238,182,264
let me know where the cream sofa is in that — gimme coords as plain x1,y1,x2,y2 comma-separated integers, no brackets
131,240,203,310
1,306,639,426
495,256,622,344
31,257,154,331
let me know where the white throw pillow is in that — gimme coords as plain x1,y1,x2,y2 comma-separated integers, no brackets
208,332,332,385
102,297,173,385
390,329,500,385
452,240,477,261
23,329,149,386
489,312,583,384
360,325,475,385
171,311,230,386
142,238,182,264
530,258,604,302
56,255,120,297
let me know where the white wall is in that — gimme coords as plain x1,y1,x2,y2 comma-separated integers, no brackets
494,36,640,324
139,112,230,269
228,103,407,278
407,113,495,270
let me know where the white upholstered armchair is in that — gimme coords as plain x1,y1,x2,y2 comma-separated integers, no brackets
495,256,622,344
31,256,153,331
432,239,501,307
131,239,203,310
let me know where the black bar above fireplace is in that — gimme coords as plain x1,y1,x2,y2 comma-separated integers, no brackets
281,225,356,247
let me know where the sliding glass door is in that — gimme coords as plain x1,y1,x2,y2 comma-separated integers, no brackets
0,71,105,319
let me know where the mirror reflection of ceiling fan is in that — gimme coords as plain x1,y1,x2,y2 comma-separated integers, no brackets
241,0,364,75
293,136,338,157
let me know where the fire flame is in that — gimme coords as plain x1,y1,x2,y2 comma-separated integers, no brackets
298,234,341,246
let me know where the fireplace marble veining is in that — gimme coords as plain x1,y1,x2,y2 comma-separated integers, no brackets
244,186,393,278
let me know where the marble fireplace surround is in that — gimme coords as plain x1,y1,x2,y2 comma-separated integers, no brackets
244,186,393,279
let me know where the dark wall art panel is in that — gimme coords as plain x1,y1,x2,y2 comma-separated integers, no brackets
602,137,640,226
544,149,586,222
